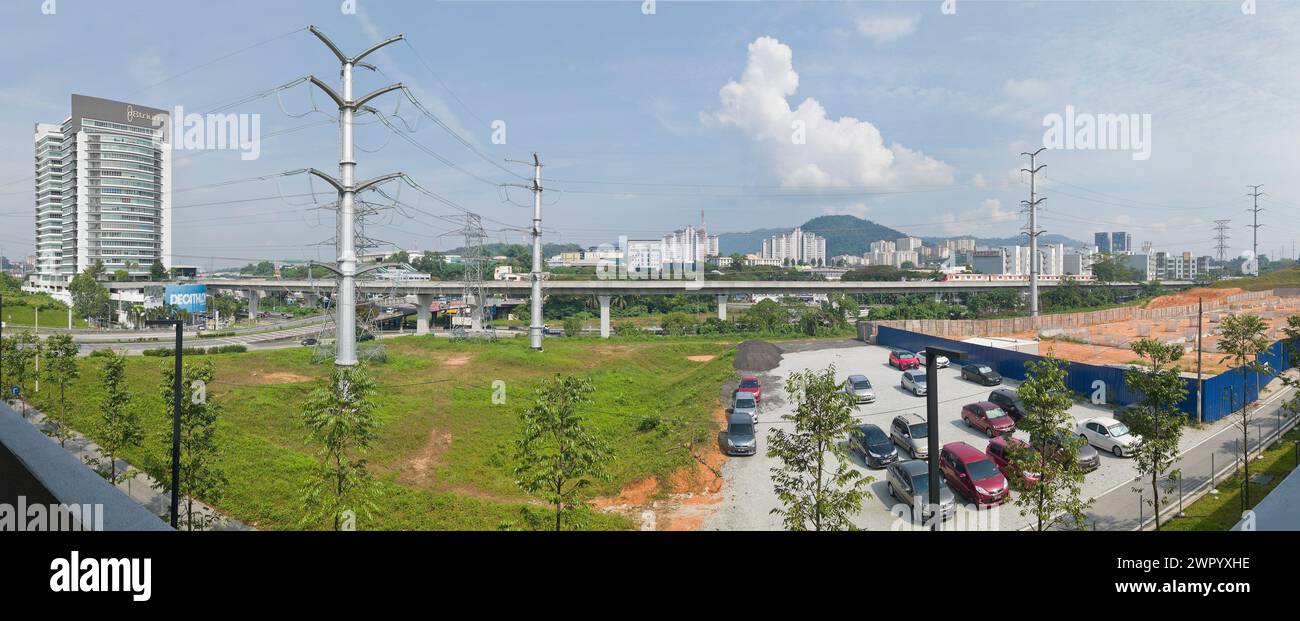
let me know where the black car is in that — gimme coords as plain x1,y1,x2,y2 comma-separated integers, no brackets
987,388,1026,420
300,338,318,346
850,423,898,468
961,363,1002,386
1042,432,1102,473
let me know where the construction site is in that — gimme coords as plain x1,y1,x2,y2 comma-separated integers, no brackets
861,287,1300,376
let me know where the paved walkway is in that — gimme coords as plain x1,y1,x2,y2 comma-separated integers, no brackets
1083,375,1300,531
13,401,252,531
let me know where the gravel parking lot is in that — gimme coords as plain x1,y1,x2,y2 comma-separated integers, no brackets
706,340,1170,531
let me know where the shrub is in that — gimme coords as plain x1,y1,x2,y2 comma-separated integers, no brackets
562,316,583,338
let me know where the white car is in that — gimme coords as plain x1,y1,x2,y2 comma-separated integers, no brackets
916,351,949,368
1077,416,1143,457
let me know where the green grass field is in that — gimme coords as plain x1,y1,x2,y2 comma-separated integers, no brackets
25,335,739,530
1211,266,1300,292
1164,427,1300,531
2,303,87,328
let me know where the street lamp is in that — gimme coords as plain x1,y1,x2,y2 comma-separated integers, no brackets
146,318,184,529
925,345,965,531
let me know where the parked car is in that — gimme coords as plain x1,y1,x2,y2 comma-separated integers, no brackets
737,375,763,403
888,350,921,370
1043,431,1101,472
890,413,930,459
961,401,1016,437
985,436,1040,486
886,459,956,522
843,374,876,404
1078,416,1143,457
987,388,1026,421
719,412,757,456
939,442,1009,506
916,351,949,368
1112,403,1142,425
961,363,1002,386
300,337,318,346
732,392,758,424
901,369,927,396
850,423,898,468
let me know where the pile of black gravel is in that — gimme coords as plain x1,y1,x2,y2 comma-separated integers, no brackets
734,340,783,372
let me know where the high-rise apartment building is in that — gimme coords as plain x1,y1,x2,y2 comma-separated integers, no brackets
1094,232,1112,254
761,227,826,265
34,95,171,285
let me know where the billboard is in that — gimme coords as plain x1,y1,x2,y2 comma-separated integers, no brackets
164,284,208,314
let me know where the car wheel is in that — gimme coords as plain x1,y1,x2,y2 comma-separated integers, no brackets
986,427,996,438
1112,445,1124,458
888,482,897,500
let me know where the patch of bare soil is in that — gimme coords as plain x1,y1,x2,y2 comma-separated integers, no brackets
1144,287,1242,309
248,371,313,384
592,408,728,531
397,427,453,488
443,354,472,367
687,355,716,362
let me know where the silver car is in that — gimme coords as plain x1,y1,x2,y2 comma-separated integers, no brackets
732,392,758,423
890,413,930,459
844,374,876,404
901,369,927,396
887,459,956,522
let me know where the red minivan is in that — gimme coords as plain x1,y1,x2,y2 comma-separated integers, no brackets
961,401,1016,437
985,436,1041,486
939,442,1009,506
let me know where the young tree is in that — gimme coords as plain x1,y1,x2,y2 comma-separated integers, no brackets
1005,355,1093,530
301,365,380,530
1217,313,1272,508
150,259,168,281
93,352,141,485
768,366,871,531
1123,338,1189,530
153,359,227,531
513,375,612,531
6,332,40,418
42,333,80,424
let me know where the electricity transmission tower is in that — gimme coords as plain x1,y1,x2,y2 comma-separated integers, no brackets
302,25,405,368
445,213,491,337
1213,219,1231,262
1246,184,1264,261
1019,148,1046,318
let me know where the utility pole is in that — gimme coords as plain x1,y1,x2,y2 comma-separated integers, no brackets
1247,184,1264,263
508,154,545,350
1213,219,1231,263
303,25,405,368
1020,148,1046,318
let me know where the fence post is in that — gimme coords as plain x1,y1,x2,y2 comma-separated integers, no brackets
1210,453,1218,495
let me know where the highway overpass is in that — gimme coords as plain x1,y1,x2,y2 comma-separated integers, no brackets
198,278,1193,338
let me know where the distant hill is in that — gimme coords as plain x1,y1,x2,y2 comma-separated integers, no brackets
719,215,906,256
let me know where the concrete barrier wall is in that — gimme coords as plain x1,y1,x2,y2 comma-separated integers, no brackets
857,289,1276,342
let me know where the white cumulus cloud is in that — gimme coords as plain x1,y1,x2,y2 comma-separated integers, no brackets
705,36,953,189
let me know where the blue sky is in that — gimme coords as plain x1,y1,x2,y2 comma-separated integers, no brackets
2,0,1299,267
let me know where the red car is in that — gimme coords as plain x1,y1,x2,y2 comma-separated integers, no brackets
961,401,1016,437
888,350,920,370
939,442,1009,507
986,436,1041,486
737,375,762,403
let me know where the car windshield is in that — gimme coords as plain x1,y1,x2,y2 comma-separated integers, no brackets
907,371,926,382
740,379,759,388
985,407,1008,419
853,380,872,390
728,423,754,436
909,423,929,438
1107,422,1131,437
977,366,993,373
861,426,888,444
910,472,945,493
735,396,756,408
900,353,916,359
966,459,1001,480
